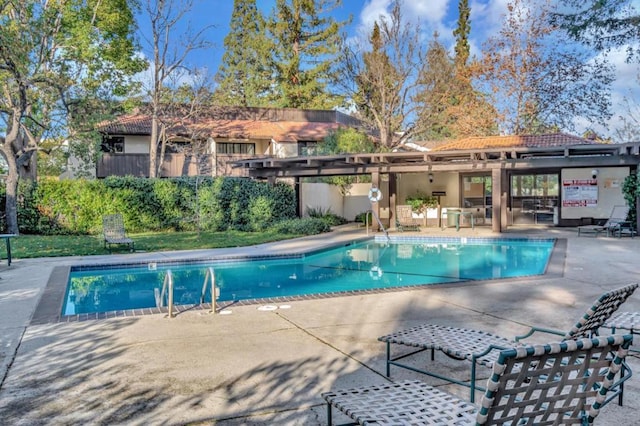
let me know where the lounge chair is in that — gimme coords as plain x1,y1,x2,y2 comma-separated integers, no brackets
102,213,135,252
379,283,638,404
606,311,640,353
578,205,630,237
323,334,633,426
395,204,421,231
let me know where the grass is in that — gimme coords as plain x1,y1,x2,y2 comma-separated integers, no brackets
8,230,304,259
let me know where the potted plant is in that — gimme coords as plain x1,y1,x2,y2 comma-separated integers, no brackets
405,193,439,213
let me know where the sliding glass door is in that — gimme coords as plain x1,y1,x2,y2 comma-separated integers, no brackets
462,175,492,224
511,174,559,225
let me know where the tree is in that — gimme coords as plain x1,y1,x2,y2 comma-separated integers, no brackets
214,0,273,106
415,34,458,140
338,1,426,150
0,0,144,234
316,128,376,155
453,0,471,70
475,0,614,134
267,0,348,109
313,128,375,194
415,10,498,141
553,0,640,61
139,0,213,178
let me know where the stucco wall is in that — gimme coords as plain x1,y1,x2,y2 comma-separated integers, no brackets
300,182,371,220
396,171,460,208
561,167,629,220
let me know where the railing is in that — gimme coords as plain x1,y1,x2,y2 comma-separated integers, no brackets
365,209,389,241
157,270,175,318
155,268,220,319
200,267,219,313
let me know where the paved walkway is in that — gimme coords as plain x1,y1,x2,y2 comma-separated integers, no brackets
0,225,638,425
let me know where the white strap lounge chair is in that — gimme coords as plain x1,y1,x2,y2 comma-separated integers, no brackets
395,204,421,231
578,205,630,237
378,283,638,405
323,334,633,425
103,213,135,252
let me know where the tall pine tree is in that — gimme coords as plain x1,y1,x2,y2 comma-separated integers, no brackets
214,0,273,106
417,34,458,140
268,0,348,109
453,0,471,70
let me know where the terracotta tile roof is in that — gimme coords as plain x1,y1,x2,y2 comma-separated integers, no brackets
428,133,600,151
99,114,345,142
98,114,154,135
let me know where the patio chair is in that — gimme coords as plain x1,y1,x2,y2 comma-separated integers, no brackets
102,213,135,252
323,334,633,426
578,205,630,237
396,204,421,231
379,283,638,404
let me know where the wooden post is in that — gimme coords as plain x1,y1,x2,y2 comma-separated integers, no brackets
389,173,397,230
492,168,504,233
371,171,380,231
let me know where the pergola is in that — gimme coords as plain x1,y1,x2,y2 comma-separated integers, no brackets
235,142,640,232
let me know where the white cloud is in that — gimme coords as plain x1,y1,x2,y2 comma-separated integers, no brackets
593,47,640,141
470,0,508,37
357,0,452,44
404,0,450,24
360,0,392,29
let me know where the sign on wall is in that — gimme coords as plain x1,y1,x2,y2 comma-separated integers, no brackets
562,179,598,207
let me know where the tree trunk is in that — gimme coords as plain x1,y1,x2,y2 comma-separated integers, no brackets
1,146,20,235
149,115,159,178
19,151,37,180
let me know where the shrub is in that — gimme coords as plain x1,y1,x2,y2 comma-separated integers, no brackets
306,206,348,227
355,211,373,224
5,176,297,235
271,217,331,235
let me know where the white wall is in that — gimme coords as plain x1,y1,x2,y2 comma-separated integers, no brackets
397,171,461,208
343,183,371,220
124,135,149,154
561,167,629,220
273,141,298,158
301,182,344,217
300,182,371,220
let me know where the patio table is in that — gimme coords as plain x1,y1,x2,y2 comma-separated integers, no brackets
442,210,475,231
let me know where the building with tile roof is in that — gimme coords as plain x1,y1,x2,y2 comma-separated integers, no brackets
237,133,640,232
90,106,371,178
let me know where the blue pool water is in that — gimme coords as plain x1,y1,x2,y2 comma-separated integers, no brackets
63,237,555,315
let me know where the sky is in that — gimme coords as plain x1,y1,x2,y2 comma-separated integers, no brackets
135,0,640,141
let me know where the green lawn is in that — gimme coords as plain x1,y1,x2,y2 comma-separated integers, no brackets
8,230,303,259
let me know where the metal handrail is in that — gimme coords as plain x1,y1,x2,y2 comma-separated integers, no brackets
159,270,175,318
366,208,389,241
200,267,218,313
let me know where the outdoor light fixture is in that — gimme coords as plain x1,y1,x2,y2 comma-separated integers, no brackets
428,173,434,183
591,169,599,179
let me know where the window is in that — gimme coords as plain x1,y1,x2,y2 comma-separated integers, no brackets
298,141,319,156
101,136,124,153
217,142,255,155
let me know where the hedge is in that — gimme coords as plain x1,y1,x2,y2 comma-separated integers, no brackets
1,176,297,235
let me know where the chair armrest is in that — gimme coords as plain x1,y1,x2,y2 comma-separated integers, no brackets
514,326,565,342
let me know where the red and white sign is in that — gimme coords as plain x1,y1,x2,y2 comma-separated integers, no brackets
562,179,598,207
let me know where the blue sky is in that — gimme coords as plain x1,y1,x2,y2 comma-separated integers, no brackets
135,0,639,140
168,0,497,72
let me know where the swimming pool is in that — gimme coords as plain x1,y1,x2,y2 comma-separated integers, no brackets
63,237,555,316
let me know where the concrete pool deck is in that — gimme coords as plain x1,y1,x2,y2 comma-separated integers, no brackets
0,225,638,425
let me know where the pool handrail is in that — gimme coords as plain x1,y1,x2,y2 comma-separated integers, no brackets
200,267,218,313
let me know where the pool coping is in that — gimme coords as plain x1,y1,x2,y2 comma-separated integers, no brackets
30,236,566,325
